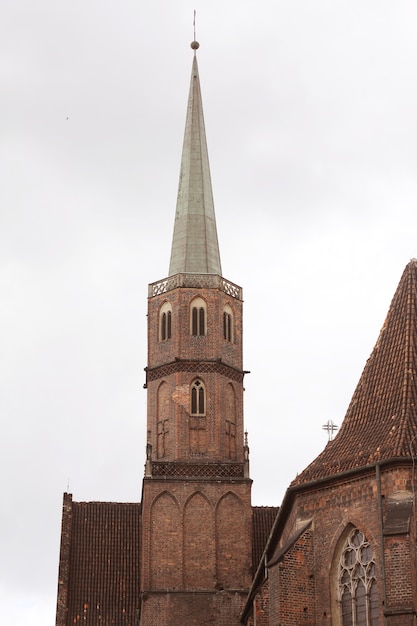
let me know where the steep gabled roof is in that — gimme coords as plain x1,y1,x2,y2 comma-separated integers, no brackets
61,498,141,626
252,506,279,572
294,259,417,485
168,46,222,277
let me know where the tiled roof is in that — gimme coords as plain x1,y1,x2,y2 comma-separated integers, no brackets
66,500,141,626
293,259,417,485
252,506,279,571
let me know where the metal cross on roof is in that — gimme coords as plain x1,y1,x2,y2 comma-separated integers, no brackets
322,419,338,441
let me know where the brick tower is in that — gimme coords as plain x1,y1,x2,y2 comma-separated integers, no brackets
139,42,252,625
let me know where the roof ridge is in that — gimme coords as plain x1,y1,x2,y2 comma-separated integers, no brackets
397,261,417,455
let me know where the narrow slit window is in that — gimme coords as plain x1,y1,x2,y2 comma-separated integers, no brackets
161,312,167,341
192,307,198,335
199,307,205,335
198,385,204,414
223,307,233,342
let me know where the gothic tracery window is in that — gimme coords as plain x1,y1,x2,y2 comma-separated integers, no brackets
191,379,205,415
338,528,378,626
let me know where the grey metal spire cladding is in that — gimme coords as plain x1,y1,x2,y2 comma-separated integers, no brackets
168,47,222,277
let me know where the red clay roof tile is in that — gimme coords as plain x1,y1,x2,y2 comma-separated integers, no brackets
252,506,279,571
66,501,141,626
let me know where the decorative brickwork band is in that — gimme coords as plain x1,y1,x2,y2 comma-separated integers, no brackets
151,461,245,479
146,359,245,384
148,273,242,300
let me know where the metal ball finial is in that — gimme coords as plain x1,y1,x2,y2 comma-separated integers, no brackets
191,41,200,50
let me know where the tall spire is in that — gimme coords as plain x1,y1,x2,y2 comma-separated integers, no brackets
168,42,222,276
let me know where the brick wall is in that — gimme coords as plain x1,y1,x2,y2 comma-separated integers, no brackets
268,528,315,626
147,287,243,371
146,286,245,465
252,580,269,626
140,590,247,626
253,464,417,625
140,479,252,626
141,478,252,592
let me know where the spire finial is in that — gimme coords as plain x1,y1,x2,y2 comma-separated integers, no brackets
191,10,199,52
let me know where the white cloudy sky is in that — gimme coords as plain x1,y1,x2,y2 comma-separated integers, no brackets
1,0,417,622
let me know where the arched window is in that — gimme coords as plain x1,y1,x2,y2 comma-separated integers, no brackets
191,380,205,415
159,303,172,341
190,297,206,336
338,528,378,626
223,305,233,342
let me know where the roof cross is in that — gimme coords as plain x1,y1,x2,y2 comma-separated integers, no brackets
322,419,338,441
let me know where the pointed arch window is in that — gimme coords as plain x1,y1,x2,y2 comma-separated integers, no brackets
159,303,172,342
223,305,233,342
191,380,205,415
338,528,378,626
190,297,206,336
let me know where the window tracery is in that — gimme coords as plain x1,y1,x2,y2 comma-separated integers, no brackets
191,379,205,415
338,528,378,626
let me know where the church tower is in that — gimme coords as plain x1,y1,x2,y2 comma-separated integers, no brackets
139,42,253,625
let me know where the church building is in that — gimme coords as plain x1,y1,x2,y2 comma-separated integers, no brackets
241,256,417,626
56,42,417,626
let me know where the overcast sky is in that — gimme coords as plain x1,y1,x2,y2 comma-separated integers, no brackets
1,1,417,623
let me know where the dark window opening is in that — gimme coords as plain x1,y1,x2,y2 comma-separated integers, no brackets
223,312,232,341
160,309,172,341
191,380,205,415
192,307,205,336
161,312,167,341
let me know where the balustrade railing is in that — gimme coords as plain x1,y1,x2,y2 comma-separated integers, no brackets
148,273,242,300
